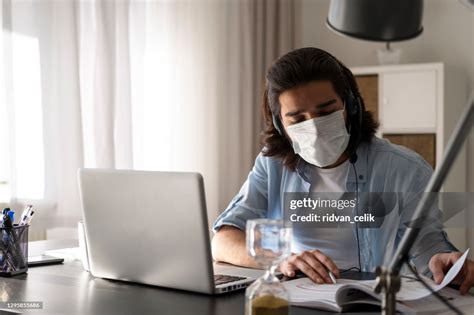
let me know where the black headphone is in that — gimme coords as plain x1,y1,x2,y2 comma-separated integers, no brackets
344,87,363,164
270,66,362,165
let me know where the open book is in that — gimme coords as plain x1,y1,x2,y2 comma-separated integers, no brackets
282,249,473,313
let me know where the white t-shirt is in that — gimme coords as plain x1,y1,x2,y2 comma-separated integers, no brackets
293,159,359,270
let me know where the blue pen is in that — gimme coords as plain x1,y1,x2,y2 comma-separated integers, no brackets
7,211,14,223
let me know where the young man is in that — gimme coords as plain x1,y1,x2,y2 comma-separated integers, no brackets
211,47,474,294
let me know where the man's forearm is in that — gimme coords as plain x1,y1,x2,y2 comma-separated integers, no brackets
211,225,260,269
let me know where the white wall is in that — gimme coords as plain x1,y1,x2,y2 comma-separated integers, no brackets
297,0,474,249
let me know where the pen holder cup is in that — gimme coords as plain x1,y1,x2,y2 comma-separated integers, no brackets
0,224,28,276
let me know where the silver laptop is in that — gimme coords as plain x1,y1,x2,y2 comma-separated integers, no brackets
78,169,264,294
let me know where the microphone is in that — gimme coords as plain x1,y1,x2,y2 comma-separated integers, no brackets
349,152,358,164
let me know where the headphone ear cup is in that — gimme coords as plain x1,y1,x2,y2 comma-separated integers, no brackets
346,91,362,127
351,96,362,136
345,91,357,116
346,92,362,161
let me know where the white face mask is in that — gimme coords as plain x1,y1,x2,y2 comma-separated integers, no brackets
285,108,350,167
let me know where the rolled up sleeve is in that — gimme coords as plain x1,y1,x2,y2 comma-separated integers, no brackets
212,153,269,233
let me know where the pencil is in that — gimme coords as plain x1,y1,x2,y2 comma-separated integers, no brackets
328,271,337,284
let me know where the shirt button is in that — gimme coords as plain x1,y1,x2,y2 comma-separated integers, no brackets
359,175,364,180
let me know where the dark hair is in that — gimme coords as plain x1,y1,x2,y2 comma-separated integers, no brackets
261,47,379,171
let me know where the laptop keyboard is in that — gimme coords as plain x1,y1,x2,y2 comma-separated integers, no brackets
214,274,247,285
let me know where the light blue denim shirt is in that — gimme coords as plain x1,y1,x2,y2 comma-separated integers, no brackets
212,136,457,275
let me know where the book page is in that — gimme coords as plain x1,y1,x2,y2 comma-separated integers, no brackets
396,248,469,301
282,278,378,311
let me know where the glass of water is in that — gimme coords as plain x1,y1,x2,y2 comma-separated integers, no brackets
245,219,291,315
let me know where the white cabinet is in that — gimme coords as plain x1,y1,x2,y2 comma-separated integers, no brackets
380,69,438,133
352,62,468,249
351,63,466,194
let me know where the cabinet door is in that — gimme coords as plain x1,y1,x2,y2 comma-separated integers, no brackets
355,75,379,120
380,70,438,133
383,134,436,168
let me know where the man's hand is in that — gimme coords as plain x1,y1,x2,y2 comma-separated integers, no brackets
429,252,474,295
279,250,340,284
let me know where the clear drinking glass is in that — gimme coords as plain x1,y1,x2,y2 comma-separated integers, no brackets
245,219,292,315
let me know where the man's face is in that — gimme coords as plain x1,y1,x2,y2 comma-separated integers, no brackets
278,80,347,129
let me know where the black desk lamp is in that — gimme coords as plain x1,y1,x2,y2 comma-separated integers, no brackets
326,0,424,64
327,0,423,41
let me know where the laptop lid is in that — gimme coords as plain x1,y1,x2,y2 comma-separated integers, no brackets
78,169,215,294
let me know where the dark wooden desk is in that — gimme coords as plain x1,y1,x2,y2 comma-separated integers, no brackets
0,240,376,314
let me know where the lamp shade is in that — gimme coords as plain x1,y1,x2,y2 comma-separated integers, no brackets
327,0,424,42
